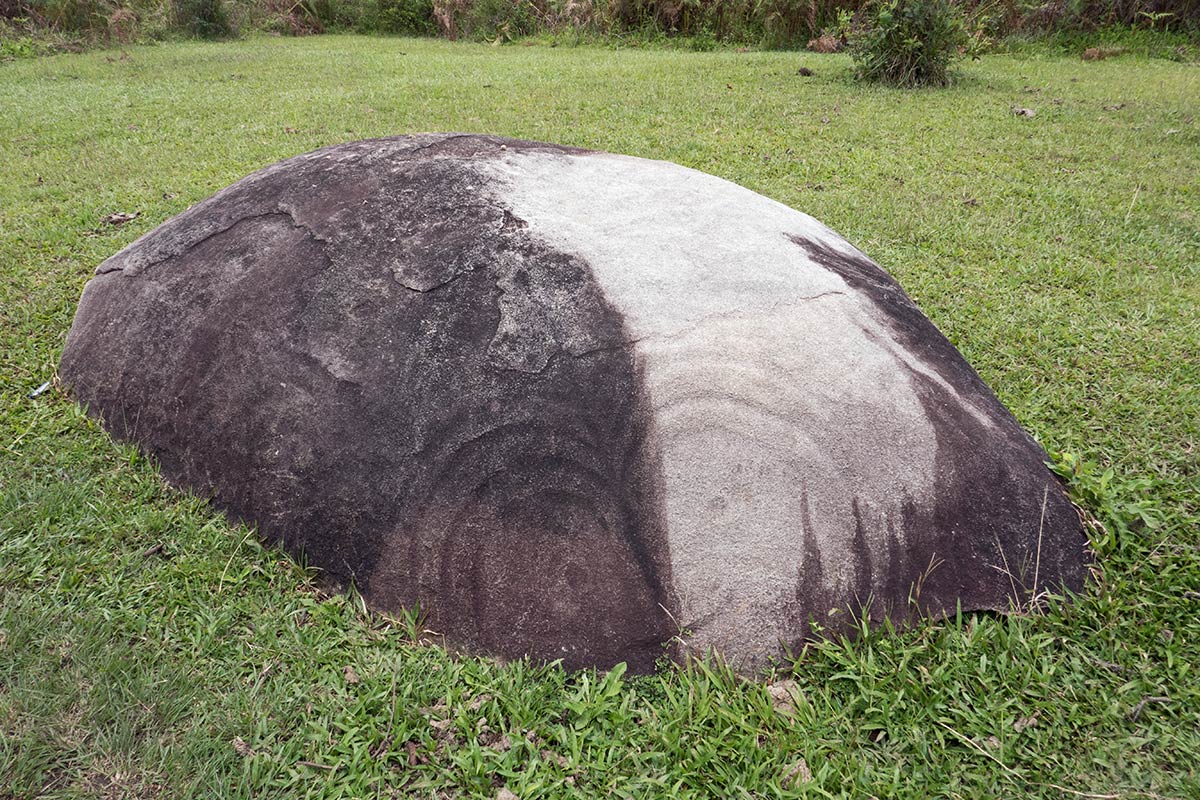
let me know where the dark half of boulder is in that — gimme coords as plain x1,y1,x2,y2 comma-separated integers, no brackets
61,134,1090,671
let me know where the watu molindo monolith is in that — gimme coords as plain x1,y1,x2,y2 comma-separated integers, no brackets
60,134,1090,672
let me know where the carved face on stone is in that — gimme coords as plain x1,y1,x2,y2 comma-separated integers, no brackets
60,134,1090,673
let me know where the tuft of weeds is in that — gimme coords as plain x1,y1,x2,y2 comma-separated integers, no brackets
847,0,971,87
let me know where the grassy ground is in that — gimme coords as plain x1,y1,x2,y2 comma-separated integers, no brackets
1,35,1198,799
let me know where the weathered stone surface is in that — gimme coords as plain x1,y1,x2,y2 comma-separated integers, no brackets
60,134,1090,672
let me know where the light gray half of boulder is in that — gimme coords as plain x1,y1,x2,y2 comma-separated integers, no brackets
60,134,1090,673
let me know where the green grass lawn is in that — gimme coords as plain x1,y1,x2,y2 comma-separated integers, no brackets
2,35,1198,799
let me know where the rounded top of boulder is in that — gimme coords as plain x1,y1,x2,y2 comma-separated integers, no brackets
61,134,1089,672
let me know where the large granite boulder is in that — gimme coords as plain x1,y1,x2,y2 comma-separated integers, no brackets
61,134,1089,672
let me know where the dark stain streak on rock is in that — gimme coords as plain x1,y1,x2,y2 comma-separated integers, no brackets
787,489,832,642
904,362,1087,608
882,514,909,609
790,234,1090,622
848,498,875,617
789,236,1003,414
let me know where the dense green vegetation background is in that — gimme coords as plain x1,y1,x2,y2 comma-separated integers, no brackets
3,0,1199,53
1,34,1198,799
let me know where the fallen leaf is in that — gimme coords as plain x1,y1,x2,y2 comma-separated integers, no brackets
420,699,448,717
782,757,812,787
1011,106,1036,118
405,740,427,765
1103,103,1126,111
232,736,255,757
284,126,299,134
1082,46,1123,61
102,212,139,226
369,736,392,760
797,66,814,77
767,679,802,715
962,197,979,207
1014,713,1038,733
343,665,359,684
467,693,493,711
807,33,840,53
496,789,519,800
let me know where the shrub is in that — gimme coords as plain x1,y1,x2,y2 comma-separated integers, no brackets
258,0,330,35
173,0,231,36
625,0,765,43
807,30,840,49
848,0,969,87
21,0,109,33
1021,0,1199,32
365,0,434,34
439,0,540,40
107,5,136,39
759,0,866,46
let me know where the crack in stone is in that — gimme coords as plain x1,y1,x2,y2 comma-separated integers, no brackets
398,133,481,158
95,207,332,278
488,290,848,375
392,253,489,293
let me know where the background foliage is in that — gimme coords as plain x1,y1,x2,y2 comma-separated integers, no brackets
2,0,1197,50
